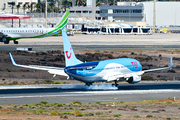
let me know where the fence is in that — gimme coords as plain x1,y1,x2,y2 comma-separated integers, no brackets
27,12,95,18
27,12,64,18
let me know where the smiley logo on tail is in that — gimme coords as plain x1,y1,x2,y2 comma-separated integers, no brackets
65,47,72,59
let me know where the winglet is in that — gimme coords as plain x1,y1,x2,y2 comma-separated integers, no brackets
169,54,173,68
9,53,17,66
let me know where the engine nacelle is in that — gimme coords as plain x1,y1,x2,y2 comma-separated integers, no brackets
127,75,141,84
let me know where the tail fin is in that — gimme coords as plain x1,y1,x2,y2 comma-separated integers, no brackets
54,11,70,29
62,30,83,67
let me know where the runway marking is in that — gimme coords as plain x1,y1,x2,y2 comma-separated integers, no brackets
155,41,170,42
0,85,60,89
0,89,180,99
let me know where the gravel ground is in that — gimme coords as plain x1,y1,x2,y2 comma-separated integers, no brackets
0,50,179,85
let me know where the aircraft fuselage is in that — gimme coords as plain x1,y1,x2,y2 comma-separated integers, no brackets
0,28,58,40
65,58,142,83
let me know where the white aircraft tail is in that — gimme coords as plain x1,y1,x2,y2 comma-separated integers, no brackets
62,30,83,67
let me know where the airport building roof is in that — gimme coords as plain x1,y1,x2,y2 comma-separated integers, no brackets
0,16,30,19
107,24,135,27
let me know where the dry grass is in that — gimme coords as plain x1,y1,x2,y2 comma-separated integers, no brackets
0,98,180,120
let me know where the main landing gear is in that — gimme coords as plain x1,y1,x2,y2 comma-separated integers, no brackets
112,80,119,87
2,36,18,44
2,36,9,44
85,83,93,86
3,40,18,44
13,40,18,44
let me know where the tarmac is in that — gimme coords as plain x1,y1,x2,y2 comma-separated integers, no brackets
0,82,180,105
0,33,180,105
1,33,180,51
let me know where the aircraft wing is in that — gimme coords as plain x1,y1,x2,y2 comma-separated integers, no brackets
106,71,144,81
106,55,173,81
0,32,21,38
0,32,4,37
0,32,7,38
142,54,173,73
9,53,68,77
6,33,21,38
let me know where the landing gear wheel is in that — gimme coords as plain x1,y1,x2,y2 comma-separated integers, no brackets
14,40,18,44
85,83,93,86
4,40,9,44
112,80,119,87
2,36,9,44
112,83,119,87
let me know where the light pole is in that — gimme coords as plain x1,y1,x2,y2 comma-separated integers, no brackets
153,0,156,31
45,0,47,28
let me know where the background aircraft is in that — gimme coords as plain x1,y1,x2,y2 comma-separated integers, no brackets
9,30,173,87
0,11,69,44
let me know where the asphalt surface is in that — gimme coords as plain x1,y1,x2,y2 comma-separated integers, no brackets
0,81,180,105
1,45,180,51
1,33,180,51
0,33,180,105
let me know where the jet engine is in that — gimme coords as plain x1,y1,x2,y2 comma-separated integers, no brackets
127,75,141,84
0,35,9,44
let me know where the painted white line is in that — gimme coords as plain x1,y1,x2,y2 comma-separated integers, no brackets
68,89,180,95
0,85,60,89
0,89,180,99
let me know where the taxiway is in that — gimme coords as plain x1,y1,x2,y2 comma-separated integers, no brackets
1,33,180,51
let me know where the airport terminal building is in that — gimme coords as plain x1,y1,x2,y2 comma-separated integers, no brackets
62,1,180,27
67,2,144,22
143,1,180,27
0,0,180,27
99,3,144,22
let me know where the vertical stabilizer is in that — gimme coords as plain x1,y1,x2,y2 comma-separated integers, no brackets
62,30,83,67
54,11,70,29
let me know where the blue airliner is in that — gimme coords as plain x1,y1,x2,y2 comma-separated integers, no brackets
10,30,173,87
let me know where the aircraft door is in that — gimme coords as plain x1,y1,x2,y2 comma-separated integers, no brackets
83,68,86,75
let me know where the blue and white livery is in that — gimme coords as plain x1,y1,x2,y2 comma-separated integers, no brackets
9,30,173,87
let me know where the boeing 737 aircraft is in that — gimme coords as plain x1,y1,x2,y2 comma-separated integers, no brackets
9,30,173,87
0,11,69,44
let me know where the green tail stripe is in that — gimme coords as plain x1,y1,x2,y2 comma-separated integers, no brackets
55,11,70,29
